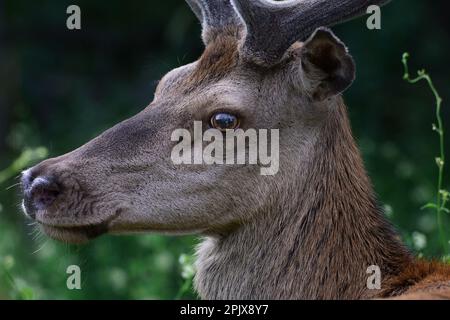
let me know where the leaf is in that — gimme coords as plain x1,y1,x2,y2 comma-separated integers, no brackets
19,287,35,300
421,203,437,211
439,189,450,200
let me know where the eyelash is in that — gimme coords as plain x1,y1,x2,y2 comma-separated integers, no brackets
206,109,243,122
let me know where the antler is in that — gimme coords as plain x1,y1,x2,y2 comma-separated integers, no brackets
231,0,392,65
186,0,243,45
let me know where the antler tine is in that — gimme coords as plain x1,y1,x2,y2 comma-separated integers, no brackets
232,0,391,66
186,0,243,45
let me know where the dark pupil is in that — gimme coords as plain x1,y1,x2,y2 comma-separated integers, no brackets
213,113,236,129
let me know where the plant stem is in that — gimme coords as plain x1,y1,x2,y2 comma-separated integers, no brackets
175,277,193,300
402,52,449,254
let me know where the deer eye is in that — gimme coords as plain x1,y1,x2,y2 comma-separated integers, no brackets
210,113,239,131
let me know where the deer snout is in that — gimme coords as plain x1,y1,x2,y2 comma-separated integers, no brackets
21,169,61,219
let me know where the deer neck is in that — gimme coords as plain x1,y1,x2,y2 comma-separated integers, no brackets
194,99,412,300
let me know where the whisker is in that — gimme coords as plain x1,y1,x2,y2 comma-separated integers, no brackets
31,231,41,241
6,182,21,190
32,239,49,255
28,226,40,236
33,233,46,245
29,225,44,241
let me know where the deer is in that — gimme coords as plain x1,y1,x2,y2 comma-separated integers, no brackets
20,0,450,299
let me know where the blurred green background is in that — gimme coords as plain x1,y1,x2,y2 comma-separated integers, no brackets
0,0,449,299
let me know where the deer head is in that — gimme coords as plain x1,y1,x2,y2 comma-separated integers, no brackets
20,0,394,286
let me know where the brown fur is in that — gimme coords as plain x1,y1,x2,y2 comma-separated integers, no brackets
315,101,450,299
186,31,239,88
382,260,450,299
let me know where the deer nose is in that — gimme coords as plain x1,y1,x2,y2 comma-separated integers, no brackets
22,170,60,219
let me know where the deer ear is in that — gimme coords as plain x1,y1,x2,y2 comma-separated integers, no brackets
298,27,355,102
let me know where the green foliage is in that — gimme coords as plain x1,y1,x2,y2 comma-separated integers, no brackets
0,147,48,185
402,53,450,256
175,254,196,300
